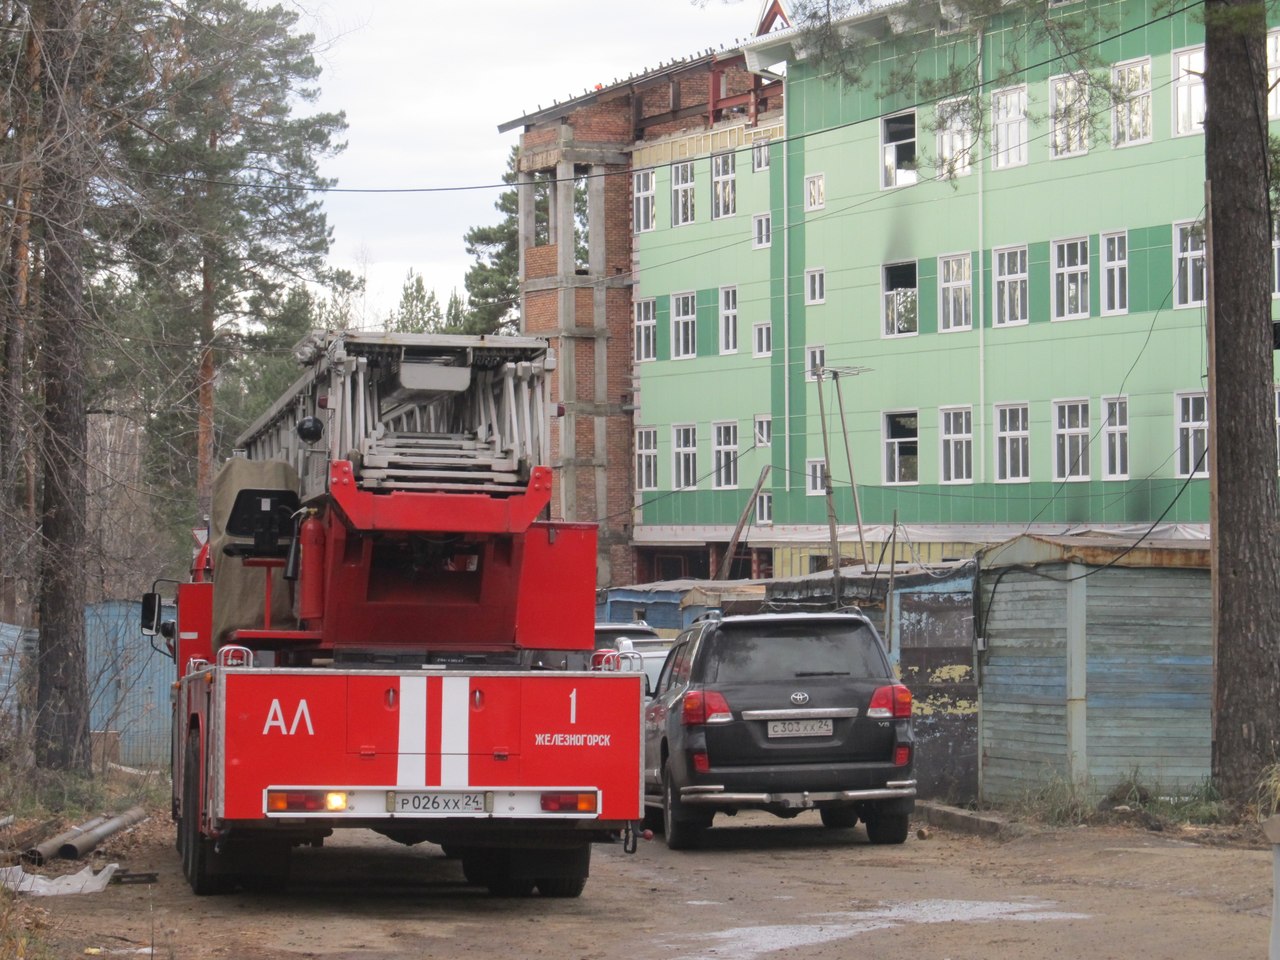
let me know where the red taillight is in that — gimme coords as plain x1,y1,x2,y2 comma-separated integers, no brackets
692,751,710,773
682,689,733,725
894,745,912,767
539,792,597,813
867,684,912,719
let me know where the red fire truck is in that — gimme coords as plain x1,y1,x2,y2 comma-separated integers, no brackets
142,331,642,897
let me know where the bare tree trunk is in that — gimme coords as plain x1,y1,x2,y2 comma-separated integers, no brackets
34,0,89,772
197,246,214,521
1204,0,1280,801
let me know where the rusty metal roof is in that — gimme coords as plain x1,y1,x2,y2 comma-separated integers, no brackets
978,533,1209,571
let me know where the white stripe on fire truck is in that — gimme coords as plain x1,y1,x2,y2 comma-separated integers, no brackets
397,675,427,787
439,676,470,787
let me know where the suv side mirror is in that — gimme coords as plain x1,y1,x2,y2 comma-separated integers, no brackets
140,593,162,636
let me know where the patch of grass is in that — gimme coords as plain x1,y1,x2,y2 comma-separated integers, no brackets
1014,768,1235,828
1254,763,1280,820
1015,773,1096,826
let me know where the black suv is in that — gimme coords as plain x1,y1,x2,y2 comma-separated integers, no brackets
643,612,916,849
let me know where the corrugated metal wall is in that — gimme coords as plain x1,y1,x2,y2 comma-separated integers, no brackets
979,566,1211,803
86,601,173,768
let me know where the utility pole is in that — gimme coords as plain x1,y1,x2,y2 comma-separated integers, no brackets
814,367,842,608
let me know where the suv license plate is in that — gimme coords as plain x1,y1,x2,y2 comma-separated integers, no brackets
389,791,487,813
767,718,834,738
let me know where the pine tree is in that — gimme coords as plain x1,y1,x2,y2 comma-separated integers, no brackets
389,269,444,332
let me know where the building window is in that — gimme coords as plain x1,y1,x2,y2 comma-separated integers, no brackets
1269,31,1280,119
939,254,972,332
883,262,918,337
1053,399,1090,481
713,421,738,489
805,268,825,305
1275,388,1280,468
754,414,772,447
719,286,738,354
755,492,773,525
936,98,973,178
806,458,827,495
1052,238,1089,321
753,323,772,357
672,292,697,359
884,412,919,484
1177,392,1209,477
1102,232,1128,315
994,246,1029,327
671,161,695,226
1175,221,1206,308
673,425,698,489
995,403,1030,482
1273,219,1280,297
992,86,1028,169
635,427,657,491
711,152,736,220
882,111,918,188
1102,396,1128,480
806,345,825,381
1050,73,1088,158
633,170,655,233
805,173,825,211
1174,47,1205,136
753,213,771,249
1112,58,1152,146
940,406,973,484
634,298,656,362
752,136,771,171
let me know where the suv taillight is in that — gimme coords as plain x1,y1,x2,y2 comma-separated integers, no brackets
682,689,733,725
867,684,912,719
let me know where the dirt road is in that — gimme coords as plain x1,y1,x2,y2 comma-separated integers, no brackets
24,812,1274,959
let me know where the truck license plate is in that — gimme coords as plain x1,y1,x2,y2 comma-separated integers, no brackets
388,791,488,813
767,718,834,738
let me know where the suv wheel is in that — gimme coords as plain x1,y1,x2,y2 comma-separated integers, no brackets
819,806,859,829
662,762,706,851
864,810,910,845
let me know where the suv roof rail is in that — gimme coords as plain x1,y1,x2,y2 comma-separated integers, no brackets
691,609,723,623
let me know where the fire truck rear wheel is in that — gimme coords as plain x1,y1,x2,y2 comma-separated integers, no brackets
182,731,232,895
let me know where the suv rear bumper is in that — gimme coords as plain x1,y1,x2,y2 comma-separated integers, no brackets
679,780,916,808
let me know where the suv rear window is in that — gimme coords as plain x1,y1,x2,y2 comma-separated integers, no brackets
701,620,889,684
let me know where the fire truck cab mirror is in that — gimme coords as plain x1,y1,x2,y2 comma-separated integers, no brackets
140,592,162,636
296,416,324,444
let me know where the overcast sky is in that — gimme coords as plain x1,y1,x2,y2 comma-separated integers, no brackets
298,0,754,325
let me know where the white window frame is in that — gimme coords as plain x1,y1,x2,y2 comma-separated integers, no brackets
940,406,973,485
1052,237,1090,321
633,169,655,233
1053,399,1091,481
672,291,697,359
753,213,772,249
992,85,1028,169
754,414,772,447
1112,57,1152,146
883,262,918,337
995,403,1030,483
1174,221,1207,308
755,492,773,525
671,161,695,226
936,98,973,178
673,424,698,489
806,459,827,496
1176,392,1209,478
1272,219,1280,297
805,345,825,382
1269,31,1280,120
752,134,771,172
1102,396,1129,481
719,286,738,355
753,322,772,357
634,298,656,363
805,268,825,305
994,246,1029,327
711,152,736,220
1050,73,1088,158
881,110,918,188
712,421,738,490
1173,46,1206,137
939,253,972,332
635,427,658,491
1102,231,1129,316
804,173,825,211
1275,388,1280,469
883,411,919,485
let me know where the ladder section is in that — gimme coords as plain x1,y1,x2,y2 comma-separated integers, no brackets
236,332,555,499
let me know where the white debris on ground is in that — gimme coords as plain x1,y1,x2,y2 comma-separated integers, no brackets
0,862,119,895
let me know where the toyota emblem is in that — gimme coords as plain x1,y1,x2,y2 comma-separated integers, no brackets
790,691,810,705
